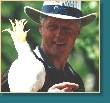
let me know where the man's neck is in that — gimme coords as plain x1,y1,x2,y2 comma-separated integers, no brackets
45,53,68,70
40,46,69,70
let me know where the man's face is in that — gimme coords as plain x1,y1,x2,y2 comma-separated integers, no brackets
39,16,81,57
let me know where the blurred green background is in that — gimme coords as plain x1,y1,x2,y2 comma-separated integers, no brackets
1,1,99,92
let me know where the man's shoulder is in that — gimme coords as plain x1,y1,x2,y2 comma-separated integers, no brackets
67,63,85,91
67,63,83,80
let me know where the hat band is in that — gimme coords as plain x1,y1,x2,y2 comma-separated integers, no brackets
42,5,83,18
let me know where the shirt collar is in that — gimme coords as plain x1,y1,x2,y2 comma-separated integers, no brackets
34,46,70,71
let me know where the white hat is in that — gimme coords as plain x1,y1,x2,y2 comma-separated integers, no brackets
24,1,97,27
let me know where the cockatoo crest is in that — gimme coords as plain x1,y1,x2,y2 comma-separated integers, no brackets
3,19,29,42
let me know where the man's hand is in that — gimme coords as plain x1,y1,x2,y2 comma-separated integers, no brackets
48,82,79,92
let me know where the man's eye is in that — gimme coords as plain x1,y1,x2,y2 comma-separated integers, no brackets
63,27,72,31
48,25,58,30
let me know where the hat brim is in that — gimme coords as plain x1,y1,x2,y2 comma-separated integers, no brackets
24,6,97,27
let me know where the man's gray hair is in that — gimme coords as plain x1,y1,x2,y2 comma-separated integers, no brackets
39,14,81,27
39,14,48,24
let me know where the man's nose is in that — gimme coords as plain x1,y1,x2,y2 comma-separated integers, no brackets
56,27,64,37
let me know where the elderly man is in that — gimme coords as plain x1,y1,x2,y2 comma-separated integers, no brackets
1,1,97,92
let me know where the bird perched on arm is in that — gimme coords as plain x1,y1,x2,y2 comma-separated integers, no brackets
2,19,46,92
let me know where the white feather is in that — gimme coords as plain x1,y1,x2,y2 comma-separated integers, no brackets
3,19,46,92
8,42,46,92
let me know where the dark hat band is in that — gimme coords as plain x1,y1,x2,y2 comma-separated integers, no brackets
42,5,83,18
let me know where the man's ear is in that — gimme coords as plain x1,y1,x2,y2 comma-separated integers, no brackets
76,28,81,38
39,24,43,35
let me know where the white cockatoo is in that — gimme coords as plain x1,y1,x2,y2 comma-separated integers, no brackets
2,19,46,92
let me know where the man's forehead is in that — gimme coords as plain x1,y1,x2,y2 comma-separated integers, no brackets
46,16,77,23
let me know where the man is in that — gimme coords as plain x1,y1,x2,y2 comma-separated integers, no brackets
1,1,97,92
